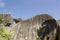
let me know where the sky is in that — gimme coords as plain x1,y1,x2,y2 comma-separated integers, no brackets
0,0,60,20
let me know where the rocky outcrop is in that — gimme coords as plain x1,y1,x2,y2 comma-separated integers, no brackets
0,14,60,40
13,18,22,23
0,14,13,26
10,14,59,40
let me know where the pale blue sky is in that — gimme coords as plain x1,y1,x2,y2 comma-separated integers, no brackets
0,0,60,20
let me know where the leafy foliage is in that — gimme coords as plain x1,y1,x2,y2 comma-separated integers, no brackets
0,24,14,40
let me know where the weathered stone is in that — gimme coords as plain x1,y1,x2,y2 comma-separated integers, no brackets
0,14,13,26
11,14,58,40
55,20,60,40
13,18,22,23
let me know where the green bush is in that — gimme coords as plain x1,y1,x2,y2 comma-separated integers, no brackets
0,24,14,40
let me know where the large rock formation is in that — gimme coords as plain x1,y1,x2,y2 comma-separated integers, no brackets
10,14,59,40
0,14,60,40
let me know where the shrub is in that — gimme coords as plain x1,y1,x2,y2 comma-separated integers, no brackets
0,24,14,40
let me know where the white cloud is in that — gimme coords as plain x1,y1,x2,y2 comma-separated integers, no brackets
0,1,5,8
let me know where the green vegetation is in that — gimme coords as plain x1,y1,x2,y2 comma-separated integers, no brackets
0,14,4,23
0,24,14,40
